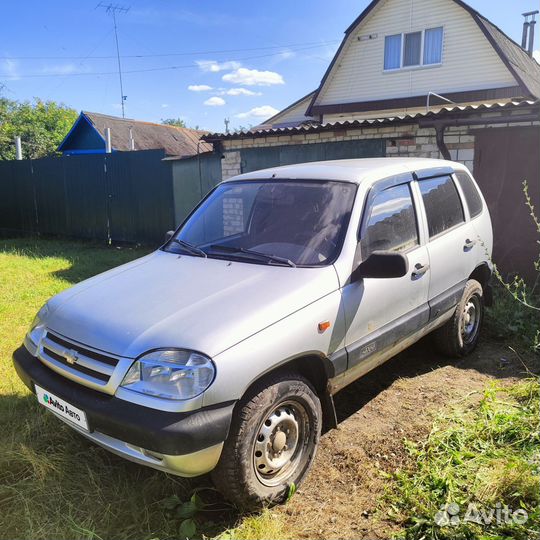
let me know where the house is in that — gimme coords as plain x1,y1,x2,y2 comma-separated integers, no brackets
202,0,540,278
58,111,212,157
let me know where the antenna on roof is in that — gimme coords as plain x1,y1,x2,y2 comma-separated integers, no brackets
97,2,130,118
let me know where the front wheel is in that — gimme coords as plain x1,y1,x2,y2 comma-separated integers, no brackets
211,373,322,510
434,278,484,357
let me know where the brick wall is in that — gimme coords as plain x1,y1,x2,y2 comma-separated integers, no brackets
217,111,538,180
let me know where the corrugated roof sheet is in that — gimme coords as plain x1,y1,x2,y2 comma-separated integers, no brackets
202,100,538,141
82,112,213,157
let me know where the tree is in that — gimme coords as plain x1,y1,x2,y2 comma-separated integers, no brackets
0,98,78,160
161,118,200,130
161,117,187,128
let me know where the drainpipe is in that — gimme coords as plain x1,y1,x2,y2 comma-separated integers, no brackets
434,124,451,160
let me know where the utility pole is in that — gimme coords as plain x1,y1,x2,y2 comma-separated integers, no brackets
97,2,130,117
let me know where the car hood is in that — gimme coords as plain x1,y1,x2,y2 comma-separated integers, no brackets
45,250,339,358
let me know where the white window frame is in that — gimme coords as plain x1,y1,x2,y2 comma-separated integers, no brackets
383,26,444,73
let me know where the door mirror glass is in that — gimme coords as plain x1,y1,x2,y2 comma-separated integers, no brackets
351,251,409,281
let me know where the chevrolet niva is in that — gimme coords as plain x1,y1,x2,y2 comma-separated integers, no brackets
13,158,493,509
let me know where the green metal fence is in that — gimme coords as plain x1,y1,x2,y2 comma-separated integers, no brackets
0,150,176,244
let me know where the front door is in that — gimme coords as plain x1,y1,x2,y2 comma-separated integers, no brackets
341,176,430,369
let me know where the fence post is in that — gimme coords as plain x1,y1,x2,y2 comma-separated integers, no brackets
15,136,22,160
105,128,112,153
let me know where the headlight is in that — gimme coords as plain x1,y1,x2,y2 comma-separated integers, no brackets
120,349,215,401
27,304,49,347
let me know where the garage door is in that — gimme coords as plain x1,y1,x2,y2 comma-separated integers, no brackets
240,139,385,173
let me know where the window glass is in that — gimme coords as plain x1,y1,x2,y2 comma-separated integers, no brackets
170,180,357,266
455,171,483,218
403,31,422,66
424,27,443,64
419,176,465,237
384,34,402,69
361,183,418,257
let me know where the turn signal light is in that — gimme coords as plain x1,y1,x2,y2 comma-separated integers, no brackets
318,321,331,333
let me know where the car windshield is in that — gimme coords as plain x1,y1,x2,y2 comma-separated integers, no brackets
165,180,357,267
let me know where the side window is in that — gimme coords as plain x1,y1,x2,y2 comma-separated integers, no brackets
361,183,419,257
455,171,483,218
419,175,465,238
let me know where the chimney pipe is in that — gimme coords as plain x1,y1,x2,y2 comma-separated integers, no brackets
522,11,539,57
528,20,536,57
521,21,529,49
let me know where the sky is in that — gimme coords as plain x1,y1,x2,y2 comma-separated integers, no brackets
1,0,539,133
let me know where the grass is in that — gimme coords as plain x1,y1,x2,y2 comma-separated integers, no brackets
383,378,540,540
485,283,540,352
0,237,286,540
1,236,538,540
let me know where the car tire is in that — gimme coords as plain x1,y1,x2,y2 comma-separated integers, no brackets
434,278,484,357
211,372,322,510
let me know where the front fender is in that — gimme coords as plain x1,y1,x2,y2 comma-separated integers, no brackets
202,289,346,407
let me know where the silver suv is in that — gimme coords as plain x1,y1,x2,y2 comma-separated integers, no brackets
14,158,493,509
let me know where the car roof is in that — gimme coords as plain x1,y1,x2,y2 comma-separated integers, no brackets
223,157,467,185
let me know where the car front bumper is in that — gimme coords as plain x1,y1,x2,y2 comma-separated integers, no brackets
13,345,234,477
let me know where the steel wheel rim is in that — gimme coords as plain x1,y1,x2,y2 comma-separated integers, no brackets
253,400,309,487
461,295,480,344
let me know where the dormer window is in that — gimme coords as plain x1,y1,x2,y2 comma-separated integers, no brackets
384,27,443,71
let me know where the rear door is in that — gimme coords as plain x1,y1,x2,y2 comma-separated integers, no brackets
341,174,430,369
415,171,477,320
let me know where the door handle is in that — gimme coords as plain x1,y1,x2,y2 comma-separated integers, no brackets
411,263,429,279
463,238,477,251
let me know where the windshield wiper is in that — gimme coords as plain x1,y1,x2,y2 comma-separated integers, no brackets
208,244,296,267
170,238,207,258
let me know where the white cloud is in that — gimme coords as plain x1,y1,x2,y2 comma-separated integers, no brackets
161,103,169,108
236,105,280,119
225,88,262,96
204,96,226,106
188,84,213,92
279,50,296,60
1,58,20,80
40,63,91,76
222,67,284,86
196,60,241,73
533,50,540,64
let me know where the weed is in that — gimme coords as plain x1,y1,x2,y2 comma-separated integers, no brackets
383,378,540,540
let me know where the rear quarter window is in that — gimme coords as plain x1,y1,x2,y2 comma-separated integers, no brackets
455,171,483,218
419,175,465,238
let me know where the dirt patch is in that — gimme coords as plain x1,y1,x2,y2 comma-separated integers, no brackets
275,337,535,539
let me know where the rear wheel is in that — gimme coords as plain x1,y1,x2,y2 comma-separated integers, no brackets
434,279,484,357
211,373,322,510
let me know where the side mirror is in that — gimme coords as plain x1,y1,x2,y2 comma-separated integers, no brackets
164,230,174,243
351,251,408,281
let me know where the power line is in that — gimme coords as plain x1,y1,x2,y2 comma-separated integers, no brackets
97,2,129,118
0,43,337,79
0,39,340,61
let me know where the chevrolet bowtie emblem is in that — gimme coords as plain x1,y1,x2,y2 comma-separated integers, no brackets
64,349,79,365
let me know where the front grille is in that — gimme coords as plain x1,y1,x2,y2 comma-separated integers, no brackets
38,331,119,387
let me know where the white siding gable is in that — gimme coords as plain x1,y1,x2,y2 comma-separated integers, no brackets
313,0,517,108
263,93,316,127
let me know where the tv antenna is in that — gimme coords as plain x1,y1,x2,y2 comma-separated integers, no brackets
97,2,130,118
